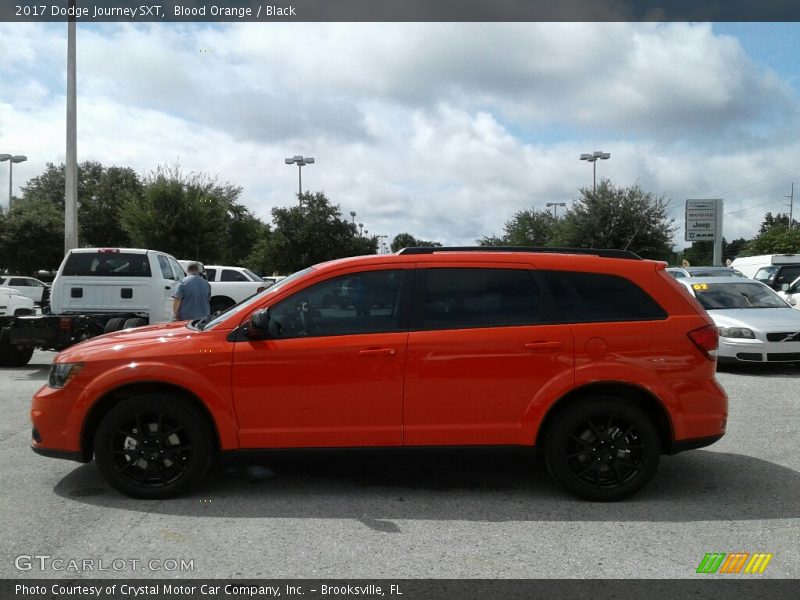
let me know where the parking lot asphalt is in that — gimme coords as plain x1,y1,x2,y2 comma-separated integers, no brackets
1,351,798,579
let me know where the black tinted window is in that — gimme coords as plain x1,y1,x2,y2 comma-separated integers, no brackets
221,269,248,282
268,270,406,338
538,271,666,322
205,268,217,280
419,268,539,329
62,253,152,277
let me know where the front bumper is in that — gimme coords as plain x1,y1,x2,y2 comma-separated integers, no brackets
718,337,800,363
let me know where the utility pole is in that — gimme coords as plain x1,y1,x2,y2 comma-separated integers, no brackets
787,183,794,230
64,5,79,252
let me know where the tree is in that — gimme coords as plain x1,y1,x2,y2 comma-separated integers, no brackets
553,180,676,261
745,225,800,255
119,164,259,263
256,192,378,274
758,212,798,234
478,209,558,246
0,199,64,274
390,233,442,252
20,161,141,247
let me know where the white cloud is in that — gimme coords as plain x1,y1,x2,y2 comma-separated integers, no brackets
1,21,799,250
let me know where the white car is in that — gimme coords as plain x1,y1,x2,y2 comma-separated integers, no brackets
0,287,35,317
679,277,800,365
0,276,49,304
777,276,800,310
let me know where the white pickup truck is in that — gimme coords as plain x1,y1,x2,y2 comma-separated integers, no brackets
202,265,269,313
1,248,185,366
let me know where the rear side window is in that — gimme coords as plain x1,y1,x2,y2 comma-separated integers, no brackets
538,271,667,323
61,253,152,277
205,268,217,280
417,268,540,330
221,269,248,282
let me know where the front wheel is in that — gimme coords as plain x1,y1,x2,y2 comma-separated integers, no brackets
544,397,661,502
93,394,213,499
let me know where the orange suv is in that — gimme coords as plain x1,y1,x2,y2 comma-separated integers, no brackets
31,248,727,501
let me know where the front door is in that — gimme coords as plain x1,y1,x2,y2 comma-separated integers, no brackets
232,267,413,448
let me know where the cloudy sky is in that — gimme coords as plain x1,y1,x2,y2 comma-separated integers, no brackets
1,21,800,248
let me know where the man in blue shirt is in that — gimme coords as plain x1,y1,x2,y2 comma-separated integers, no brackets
171,262,211,321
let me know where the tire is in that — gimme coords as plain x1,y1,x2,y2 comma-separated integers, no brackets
543,397,661,502
93,394,214,499
123,318,148,329
0,329,33,367
104,317,127,334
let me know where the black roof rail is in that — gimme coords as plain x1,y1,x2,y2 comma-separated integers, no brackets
396,246,642,260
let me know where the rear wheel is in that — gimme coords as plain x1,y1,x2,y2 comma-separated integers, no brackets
123,318,148,329
93,394,213,499
104,317,127,334
544,397,661,501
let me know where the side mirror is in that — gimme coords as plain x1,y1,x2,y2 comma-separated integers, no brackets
781,284,790,292
246,309,271,339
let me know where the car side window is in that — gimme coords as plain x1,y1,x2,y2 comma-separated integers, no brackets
267,270,407,338
538,271,667,323
221,269,248,282
417,268,540,330
205,268,217,280
157,255,176,280
168,257,186,279
10,278,29,286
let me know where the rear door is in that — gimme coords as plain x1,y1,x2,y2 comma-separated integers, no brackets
403,265,574,447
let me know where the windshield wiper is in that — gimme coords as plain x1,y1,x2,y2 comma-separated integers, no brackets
194,315,213,330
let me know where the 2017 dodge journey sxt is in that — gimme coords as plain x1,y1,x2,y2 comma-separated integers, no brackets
31,247,727,501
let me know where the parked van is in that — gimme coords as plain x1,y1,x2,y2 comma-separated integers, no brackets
730,254,800,290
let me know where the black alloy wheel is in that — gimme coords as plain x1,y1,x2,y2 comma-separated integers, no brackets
94,395,213,499
544,397,660,501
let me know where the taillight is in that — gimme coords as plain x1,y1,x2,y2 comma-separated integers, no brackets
256,286,266,293
59,317,73,331
688,325,718,360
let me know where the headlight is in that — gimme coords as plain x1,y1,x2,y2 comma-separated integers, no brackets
717,327,755,339
48,363,84,389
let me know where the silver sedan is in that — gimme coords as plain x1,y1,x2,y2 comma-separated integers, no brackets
678,277,800,365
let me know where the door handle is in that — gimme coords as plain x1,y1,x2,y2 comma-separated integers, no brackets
524,341,563,352
359,348,397,357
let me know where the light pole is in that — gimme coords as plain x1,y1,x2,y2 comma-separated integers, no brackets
546,202,566,218
0,154,27,210
377,235,388,254
579,150,610,192
284,155,314,202
358,223,364,236
349,210,357,224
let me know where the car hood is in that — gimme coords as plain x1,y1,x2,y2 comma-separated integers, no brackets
57,321,203,362
708,308,800,331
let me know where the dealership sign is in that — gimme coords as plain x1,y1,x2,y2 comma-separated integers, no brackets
685,199,722,242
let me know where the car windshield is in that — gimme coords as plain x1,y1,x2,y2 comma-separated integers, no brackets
690,282,789,310
198,267,314,330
